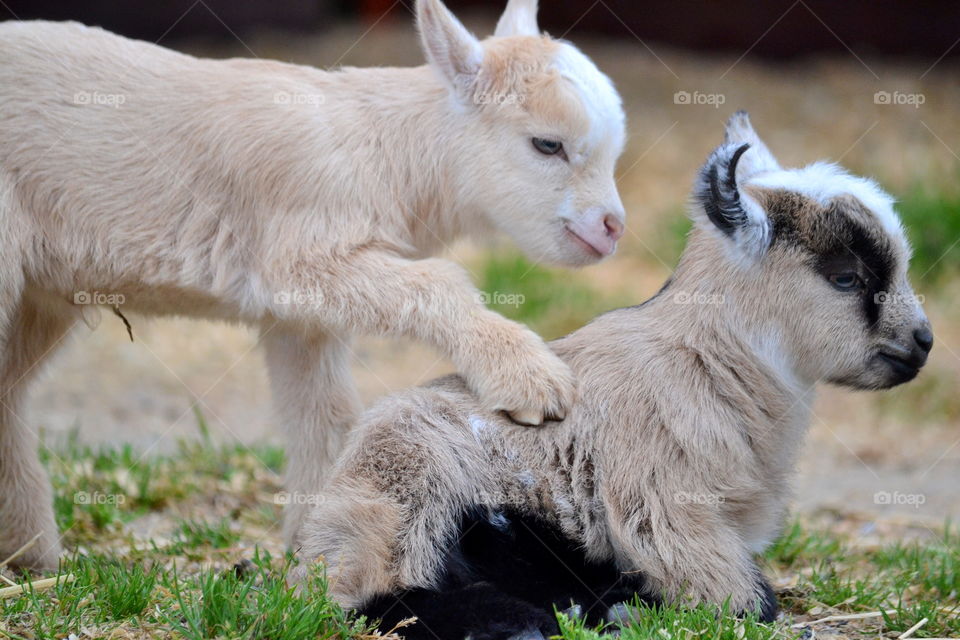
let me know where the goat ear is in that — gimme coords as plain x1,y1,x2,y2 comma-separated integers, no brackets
724,110,780,181
417,0,483,97
695,142,772,256
494,0,539,37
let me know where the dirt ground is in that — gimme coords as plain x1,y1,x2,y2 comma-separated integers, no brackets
27,14,960,526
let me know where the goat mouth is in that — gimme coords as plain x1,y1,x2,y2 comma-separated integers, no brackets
876,352,922,380
563,226,605,258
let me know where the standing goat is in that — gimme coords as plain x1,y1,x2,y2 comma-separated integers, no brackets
0,0,628,568
293,113,932,637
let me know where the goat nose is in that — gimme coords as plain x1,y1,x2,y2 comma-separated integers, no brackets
603,213,625,241
913,327,934,353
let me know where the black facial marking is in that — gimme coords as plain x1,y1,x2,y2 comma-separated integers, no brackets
813,206,894,328
698,143,751,236
762,192,896,329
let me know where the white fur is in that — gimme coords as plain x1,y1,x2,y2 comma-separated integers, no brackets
0,0,628,570
494,0,539,38
469,415,490,439
749,162,906,240
552,43,626,160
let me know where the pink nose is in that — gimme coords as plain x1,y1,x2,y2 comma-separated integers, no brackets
603,213,625,241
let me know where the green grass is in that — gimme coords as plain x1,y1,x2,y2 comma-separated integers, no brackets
476,251,625,339
168,518,242,554
763,519,844,568
3,432,958,640
655,208,693,267
558,599,792,640
162,551,365,640
896,185,960,283
1,551,370,640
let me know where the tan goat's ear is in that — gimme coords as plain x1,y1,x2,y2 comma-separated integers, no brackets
417,0,483,97
494,0,539,37
724,111,781,182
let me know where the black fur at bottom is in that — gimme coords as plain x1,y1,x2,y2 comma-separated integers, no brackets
359,507,653,640
359,506,778,639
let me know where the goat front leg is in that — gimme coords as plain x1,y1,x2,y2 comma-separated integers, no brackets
262,327,361,547
608,505,776,621
271,250,576,426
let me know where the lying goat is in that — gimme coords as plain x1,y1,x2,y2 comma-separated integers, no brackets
293,112,932,637
0,0,627,567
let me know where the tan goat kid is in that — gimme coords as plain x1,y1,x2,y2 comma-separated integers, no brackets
293,113,932,636
0,0,628,568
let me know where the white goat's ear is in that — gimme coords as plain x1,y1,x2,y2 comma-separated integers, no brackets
724,110,780,181
694,142,772,257
494,0,539,37
417,0,483,97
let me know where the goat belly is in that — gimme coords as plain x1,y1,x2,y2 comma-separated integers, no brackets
358,506,653,639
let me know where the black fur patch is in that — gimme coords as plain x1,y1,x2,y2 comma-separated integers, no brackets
359,507,652,638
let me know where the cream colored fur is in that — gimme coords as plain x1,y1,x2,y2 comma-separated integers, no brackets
293,113,930,615
0,0,627,568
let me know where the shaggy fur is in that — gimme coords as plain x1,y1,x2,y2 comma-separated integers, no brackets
293,113,931,634
0,0,628,568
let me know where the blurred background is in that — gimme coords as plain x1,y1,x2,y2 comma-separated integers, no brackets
5,1,959,524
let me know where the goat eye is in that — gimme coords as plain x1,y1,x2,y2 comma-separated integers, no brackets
828,273,863,291
532,137,564,156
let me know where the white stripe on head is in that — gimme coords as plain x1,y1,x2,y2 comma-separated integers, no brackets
748,162,906,241
550,42,626,157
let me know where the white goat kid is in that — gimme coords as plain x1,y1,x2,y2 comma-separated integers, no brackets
0,0,627,569
293,113,932,637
